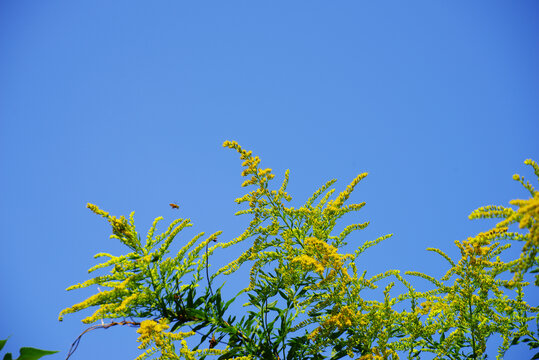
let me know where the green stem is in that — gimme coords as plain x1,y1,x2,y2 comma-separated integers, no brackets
468,296,477,359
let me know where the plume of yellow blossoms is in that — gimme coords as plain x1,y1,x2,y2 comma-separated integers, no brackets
469,158,539,285
136,319,227,360
136,319,183,359
223,140,275,189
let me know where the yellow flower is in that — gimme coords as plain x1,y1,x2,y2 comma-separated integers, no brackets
291,254,325,275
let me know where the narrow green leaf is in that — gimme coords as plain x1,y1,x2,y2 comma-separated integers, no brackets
170,321,182,332
0,339,8,352
16,347,58,360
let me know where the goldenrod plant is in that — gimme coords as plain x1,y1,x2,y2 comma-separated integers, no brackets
59,142,538,360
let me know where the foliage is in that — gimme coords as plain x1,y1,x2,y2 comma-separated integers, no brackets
0,338,57,360
59,143,539,359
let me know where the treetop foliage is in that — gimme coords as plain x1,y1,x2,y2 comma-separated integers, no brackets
59,142,539,360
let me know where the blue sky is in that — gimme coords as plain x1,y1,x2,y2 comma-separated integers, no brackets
1,1,538,359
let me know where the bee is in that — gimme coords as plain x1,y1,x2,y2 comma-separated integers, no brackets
169,203,180,210
209,334,218,349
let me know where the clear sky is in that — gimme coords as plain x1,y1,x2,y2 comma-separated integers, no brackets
1,1,538,359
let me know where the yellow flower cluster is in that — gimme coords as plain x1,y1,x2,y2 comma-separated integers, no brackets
288,237,355,286
308,304,362,347
304,236,353,271
330,172,368,209
418,299,449,319
86,203,140,251
454,227,507,267
291,254,324,275
223,140,275,187
510,193,539,246
116,291,141,313
136,319,195,360
324,305,354,329
87,203,132,237
109,215,131,235
468,227,508,244
58,286,130,322
223,140,277,212
87,203,109,218
358,347,399,360
137,319,171,348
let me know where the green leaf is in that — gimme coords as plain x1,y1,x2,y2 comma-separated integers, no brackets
170,320,182,332
0,339,8,352
3,353,13,360
16,347,58,360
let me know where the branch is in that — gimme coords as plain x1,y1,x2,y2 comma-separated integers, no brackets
65,320,140,360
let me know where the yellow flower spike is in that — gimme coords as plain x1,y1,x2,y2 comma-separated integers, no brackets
222,140,239,149
239,150,252,160
333,172,368,208
86,203,109,218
